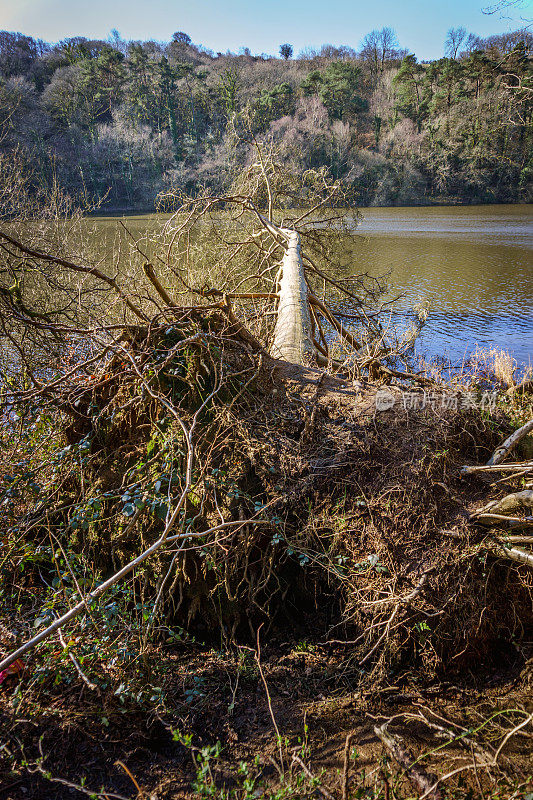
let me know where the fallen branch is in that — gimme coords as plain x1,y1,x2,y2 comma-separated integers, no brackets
487,538,533,568
309,293,362,352
460,461,533,475
487,418,533,466
473,490,533,517
0,519,265,673
373,723,441,800
367,359,434,386
291,754,335,800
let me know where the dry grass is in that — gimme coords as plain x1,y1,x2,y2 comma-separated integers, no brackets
468,347,521,389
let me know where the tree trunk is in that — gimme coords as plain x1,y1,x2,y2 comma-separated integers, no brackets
270,231,315,366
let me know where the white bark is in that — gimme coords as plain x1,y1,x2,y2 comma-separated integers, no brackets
270,231,315,366
490,539,533,568
460,462,533,475
487,418,533,466
475,489,533,517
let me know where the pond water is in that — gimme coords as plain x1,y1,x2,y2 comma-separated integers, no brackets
350,204,533,370
92,204,533,371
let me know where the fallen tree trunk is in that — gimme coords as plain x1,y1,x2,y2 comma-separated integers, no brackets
270,230,315,366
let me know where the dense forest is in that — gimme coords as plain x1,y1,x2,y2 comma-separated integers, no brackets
0,25,532,209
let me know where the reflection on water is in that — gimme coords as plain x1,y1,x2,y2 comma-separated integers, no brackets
349,204,533,368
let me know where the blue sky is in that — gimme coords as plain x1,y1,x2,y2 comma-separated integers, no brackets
0,0,530,60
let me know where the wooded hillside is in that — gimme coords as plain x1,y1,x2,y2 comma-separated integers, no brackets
0,26,531,209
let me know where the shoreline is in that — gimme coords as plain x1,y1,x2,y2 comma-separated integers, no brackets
89,200,533,217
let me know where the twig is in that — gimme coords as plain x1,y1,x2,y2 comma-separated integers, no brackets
115,760,145,798
360,606,399,665
58,628,97,691
27,740,131,800
142,262,177,308
291,754,335,800
0,228,146,322
342,732,355,800
242,626,285,773
492,712,533,764
476,513,533,527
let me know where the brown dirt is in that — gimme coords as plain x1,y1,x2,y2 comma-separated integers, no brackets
1,642,532,799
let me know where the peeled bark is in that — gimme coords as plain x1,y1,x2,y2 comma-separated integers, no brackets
270,231,315,366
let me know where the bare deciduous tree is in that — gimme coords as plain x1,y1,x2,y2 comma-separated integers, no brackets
360,27,400,76
444,27,468,59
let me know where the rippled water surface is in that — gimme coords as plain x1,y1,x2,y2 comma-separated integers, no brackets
350,204,533,368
